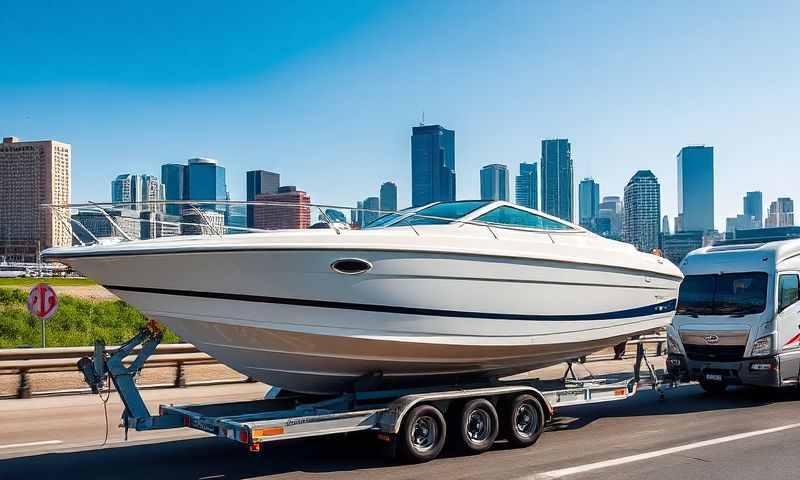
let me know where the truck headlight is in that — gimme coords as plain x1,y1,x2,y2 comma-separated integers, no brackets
751,336,773,357
667,334,682,355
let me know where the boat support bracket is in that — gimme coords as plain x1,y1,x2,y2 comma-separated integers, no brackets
77,322,184,435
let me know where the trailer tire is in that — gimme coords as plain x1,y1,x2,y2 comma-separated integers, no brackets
456,398,499,454
502,394,544,448
398,404,446,463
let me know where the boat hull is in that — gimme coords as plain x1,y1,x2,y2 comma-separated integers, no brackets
52,245,680,394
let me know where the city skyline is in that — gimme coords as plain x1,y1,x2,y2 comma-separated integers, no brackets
3,2,799,230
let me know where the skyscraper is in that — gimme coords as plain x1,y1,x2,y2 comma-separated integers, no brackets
480,164,509,201
142,175,165,213
578,178,600,229
380,182,398,212
185,158,227,204
161,164,186,216
743,191,763,229
662,215,671,236
677,146,714,232
112,174,164,212
599,196,623,240
540,139,573,222
253,186,311,230
411,125,455,207
515,162,537,209
766,198,794,227
0,136,71,262
246,170,280,227
111,174,141,208
363,197,380,226
622,170,661,252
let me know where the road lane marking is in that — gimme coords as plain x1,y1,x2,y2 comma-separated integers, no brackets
528,422,800,479
0,440,62,450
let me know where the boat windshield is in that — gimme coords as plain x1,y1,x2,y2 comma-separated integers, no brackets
676,272,769,316
364,207,418,228
402,201,490,226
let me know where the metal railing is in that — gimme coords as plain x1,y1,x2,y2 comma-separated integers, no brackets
41,199,586,248
0,343,251,399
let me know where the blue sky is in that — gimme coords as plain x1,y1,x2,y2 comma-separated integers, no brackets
2,0,798,230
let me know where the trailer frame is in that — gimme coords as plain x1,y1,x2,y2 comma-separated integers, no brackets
76,324,670,458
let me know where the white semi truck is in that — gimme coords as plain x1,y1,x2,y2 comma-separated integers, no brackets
667,238,800,392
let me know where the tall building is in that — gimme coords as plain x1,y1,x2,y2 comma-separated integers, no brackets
743,191,763,229
578,178,600,229
380,182,398,212
411,124,455,207
363,196,380,226
480,164,509,201
598,196,623,240
161,164,186,216
111,174,141,207
0,136,71,262
246,170,280,227
352,201,363,226
515,162,537,209
186,158,227,204
766,198,794,227
677,146,714,232
662,215,671,236
622,170,661,252
161,158,228,216
111,174,164,212
540,139,573,222
142,175,165,213
253,186,311,230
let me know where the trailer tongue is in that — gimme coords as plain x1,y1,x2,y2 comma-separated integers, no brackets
77,324,670,462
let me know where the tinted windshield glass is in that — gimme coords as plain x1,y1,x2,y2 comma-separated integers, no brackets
405,201,490,226
676,272,768,316
364,207,416,228
476,206,573,230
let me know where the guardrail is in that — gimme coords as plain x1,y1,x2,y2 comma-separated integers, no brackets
0,335,666,399
0,343,252,399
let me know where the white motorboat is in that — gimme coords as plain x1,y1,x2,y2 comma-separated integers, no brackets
43,200,683,394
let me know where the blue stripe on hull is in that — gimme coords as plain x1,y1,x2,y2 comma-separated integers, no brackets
106,284,676,321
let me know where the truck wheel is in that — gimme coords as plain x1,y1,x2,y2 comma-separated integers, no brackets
502,394,544,448
699,380,727,394
398,404,446,463
456,398,499,454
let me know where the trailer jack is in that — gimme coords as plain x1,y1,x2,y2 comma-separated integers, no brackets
77,323,184,434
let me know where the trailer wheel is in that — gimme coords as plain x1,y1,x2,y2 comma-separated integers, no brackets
455,398,499,454
502,394,544,448
398,404,446,463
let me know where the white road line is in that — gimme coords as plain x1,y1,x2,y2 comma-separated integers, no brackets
528,422,800,479
0,440,62,450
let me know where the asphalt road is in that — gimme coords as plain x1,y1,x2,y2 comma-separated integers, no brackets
2,364,800,480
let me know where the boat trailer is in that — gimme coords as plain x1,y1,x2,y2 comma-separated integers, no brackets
77,323,673,460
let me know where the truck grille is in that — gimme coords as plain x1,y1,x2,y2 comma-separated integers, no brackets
684,344,746,362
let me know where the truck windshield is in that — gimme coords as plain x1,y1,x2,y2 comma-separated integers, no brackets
676,272,769,316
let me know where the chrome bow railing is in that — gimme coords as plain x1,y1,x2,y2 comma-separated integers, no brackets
42,199,582,247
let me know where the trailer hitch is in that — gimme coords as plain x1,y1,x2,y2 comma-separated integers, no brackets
75,321,183,433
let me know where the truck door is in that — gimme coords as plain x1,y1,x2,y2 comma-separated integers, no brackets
776,273,800,382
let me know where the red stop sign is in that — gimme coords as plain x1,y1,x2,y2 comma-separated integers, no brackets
27,283,59,320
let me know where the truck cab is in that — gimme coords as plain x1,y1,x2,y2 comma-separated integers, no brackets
667,239,800,392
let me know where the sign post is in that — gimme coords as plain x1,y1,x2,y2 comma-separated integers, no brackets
27,283,59,348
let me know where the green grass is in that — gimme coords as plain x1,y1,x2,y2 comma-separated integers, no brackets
0,277,97,287
0,288,180,348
